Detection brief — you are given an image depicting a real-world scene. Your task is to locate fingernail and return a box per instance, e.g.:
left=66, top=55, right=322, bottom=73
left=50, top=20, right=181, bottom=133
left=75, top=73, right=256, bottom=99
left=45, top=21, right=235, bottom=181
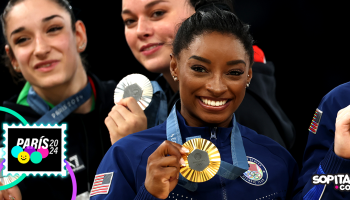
left=180, top=158, right=186, bottom=167
left=181, top=147, right=189, bottom=153
left=9, top=195, right=15, bottom=200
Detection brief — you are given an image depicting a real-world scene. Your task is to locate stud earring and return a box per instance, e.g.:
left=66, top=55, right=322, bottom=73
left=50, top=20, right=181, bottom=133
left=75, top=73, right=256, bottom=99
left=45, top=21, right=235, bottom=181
left=248, top=74, right=250, bottom=77
left=173, top=76, right=178, bottom=81
left=246, top=82, right=250, bottom=88
left=79, top=43, right=85, bottom=50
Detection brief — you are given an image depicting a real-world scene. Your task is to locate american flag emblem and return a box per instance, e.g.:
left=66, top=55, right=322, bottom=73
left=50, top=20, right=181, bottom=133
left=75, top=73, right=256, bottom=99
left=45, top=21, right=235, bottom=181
left=309, top=108, right=323, bottom=134
left=89, top=172, right=114, bottom=197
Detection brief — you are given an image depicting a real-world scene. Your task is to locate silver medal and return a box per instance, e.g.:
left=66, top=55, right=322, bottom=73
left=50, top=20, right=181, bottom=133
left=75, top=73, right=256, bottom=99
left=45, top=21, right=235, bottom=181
left=114, top=74, right=153, bottom=110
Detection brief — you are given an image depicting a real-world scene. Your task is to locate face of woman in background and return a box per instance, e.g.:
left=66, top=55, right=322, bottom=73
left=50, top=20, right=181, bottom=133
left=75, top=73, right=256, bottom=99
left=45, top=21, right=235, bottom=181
left=171, top=32, right=252, bottom=127
left=122, top=0, right=195, bottom=73
left=4, top=0, right=84, bottom=89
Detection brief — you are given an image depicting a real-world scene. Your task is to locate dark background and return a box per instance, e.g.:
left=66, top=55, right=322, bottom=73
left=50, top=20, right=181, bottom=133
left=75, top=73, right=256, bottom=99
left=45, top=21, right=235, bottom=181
left=0, top=0, right=348, bottom=169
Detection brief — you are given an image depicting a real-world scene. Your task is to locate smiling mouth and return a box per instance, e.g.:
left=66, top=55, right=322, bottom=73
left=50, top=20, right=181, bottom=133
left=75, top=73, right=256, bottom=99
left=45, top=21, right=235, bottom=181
left=200, top=97, right=229, bottom=107
left=140, top=43, right=163, bottom=52
left=21, top=158, right=26, bottom=160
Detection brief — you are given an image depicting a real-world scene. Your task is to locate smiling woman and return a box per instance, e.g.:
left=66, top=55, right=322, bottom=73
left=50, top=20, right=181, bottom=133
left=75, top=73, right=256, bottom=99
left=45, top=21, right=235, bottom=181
left=91, top=1, right=298, bottom=200
left=0, top=0, right=117, bottom=199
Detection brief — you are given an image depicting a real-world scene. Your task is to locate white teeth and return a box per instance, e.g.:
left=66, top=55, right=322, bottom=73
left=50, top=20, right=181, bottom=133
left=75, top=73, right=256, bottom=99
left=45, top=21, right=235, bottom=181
left=40, top=64, right=51, bottom=68
left=200, top=98, right=227, bottom=107
left=144, top=45, right=158, bottom=51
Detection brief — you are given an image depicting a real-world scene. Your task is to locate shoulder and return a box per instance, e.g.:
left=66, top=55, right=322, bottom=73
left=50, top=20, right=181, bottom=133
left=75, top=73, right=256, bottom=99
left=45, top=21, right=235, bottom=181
left=319, top=82, right=350, bottom=108
left=239, top=123, right=295, bottom=166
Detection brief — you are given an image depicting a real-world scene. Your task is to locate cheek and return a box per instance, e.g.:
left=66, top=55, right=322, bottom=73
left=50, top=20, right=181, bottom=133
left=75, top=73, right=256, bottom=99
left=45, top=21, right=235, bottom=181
left=154, top=22, right=175, bottom=41
left=125, top=29, right=137, bottom=50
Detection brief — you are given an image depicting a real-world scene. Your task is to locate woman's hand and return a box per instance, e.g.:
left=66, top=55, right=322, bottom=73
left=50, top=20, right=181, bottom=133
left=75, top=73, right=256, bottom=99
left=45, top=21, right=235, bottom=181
left=334, top=104, right=350, bottom=158
left=145, top=141, right=188, bottom=199
left=0, top=181, right=22, bottom=200
left=105, top=97, right=147, bottom=145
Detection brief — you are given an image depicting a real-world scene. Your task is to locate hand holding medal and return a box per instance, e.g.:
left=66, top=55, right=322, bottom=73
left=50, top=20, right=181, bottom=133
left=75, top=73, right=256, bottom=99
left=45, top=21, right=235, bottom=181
left=180, top=138, right=221, bottom=182
left=105, top=74, right=153, bottom=145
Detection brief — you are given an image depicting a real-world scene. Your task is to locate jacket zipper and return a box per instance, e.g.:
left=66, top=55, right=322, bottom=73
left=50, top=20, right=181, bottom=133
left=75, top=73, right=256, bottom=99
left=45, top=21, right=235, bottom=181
left=210, top=127, right=227, bottom=200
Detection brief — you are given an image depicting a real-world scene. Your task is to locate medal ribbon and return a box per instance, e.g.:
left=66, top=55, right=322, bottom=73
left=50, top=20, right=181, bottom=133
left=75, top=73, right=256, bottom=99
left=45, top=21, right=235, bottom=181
left=27, top=80, right=92, bottom=125
left=150, top=81, right=168, bottom=126
left=166, top=103, right=249, bottom=191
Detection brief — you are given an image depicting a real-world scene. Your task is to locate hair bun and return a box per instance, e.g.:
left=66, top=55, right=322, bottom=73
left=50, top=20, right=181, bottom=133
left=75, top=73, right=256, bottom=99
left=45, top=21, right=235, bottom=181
left=194, top=0, right=232, bottom=12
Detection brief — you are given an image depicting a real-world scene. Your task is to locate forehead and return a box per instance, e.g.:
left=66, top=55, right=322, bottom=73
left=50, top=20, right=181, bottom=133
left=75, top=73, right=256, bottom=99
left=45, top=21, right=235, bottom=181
left=183, top=32, right=247, bottom=61
left=122, top=0, right=186, bottom=12
left=5, top=0, right=69, bottom=32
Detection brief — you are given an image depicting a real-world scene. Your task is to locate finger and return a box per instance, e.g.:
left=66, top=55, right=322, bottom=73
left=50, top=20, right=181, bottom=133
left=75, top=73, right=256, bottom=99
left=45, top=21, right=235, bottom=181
left=117, top=97, right=144, bottom=114
left=113, top=104, right=134, bottom=120
left=105, top=116, right=118, bottom=134
left=158, top=156, right=181, bottom=168
left=167, top=141, right=190, bottom=155
left=161, top=166, right=181, bottom=182
left=108, top=108, right=126, bottom=126
left=337, top=104, right=350, bottom=120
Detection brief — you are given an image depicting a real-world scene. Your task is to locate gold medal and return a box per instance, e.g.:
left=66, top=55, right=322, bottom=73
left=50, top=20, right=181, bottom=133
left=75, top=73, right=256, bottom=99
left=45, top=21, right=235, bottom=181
left=180, top=138, right=221, bottom=182
left=114, top=74, right=153, bottom=110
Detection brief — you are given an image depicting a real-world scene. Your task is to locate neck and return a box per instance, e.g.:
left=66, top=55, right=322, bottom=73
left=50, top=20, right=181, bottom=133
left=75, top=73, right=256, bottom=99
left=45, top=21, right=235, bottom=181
left=162, top=70, right=179, bottom=93
left=32, top=66, right=92, bottom=114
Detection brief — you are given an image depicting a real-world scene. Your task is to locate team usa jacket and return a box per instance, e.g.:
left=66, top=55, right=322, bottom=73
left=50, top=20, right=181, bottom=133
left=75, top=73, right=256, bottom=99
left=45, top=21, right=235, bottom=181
left=293, top=82, right=350, bottom=200
left=91, top=108, right=299, bottom=200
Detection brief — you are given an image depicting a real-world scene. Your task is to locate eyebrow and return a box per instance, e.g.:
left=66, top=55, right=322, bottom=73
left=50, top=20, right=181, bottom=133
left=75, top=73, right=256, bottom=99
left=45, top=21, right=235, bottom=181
left=122, top=0, right=168, bottom=15
left=189, top=55, right=247, bottom=66
left=189, top=55, right=211, bottom=64
left=10, top=15, right=63, bottom=37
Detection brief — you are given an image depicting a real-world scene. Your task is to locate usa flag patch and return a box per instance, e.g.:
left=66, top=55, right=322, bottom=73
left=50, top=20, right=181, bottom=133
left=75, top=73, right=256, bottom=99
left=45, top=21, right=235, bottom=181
left=309, top=108, right=323, bottom=134
left=89, top=172, right=114, bottom=197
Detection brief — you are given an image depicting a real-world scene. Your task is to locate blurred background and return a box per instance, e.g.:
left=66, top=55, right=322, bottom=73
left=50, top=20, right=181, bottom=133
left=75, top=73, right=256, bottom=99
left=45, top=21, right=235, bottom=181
left=0, top=0, right=348, bottom=169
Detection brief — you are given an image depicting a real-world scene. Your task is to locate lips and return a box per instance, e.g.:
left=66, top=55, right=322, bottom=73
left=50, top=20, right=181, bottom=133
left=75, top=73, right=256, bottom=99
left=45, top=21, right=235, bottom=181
left=140, top=43, right=164, bottom=56
left=34, top=60, right=59, bottom=72
left=198, top=97, right=231, bottom=111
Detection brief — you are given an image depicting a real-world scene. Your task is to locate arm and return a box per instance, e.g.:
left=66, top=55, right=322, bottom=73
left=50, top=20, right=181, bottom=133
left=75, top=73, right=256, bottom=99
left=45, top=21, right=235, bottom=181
left=293, top=91, right=350, bottom=199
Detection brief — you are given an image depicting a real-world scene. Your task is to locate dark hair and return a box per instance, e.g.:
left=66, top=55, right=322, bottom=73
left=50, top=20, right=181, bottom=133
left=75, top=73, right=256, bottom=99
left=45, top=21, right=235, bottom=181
left=173, top=0, right=254, bottom=66
left=0, top=0, right=77, bottom=83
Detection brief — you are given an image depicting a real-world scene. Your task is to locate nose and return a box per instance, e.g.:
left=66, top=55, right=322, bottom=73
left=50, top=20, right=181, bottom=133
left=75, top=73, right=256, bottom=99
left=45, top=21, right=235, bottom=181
left=206, top=74, right=228, bottom=96
left=136, top=17, right=153, bottom=39
left=34, top=35, right=51, bottom=59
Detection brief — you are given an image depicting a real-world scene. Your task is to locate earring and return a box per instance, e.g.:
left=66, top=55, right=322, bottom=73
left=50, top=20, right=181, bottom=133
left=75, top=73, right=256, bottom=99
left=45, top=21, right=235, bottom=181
left=173, top=76, right=178, bottom=81
left=246, top=82, right=250, bottom=88
left=14, top=66, right=18, bottom=70
left=79, top=43, right=85, bottom=50
left=248, top=74, right=250, bottom=77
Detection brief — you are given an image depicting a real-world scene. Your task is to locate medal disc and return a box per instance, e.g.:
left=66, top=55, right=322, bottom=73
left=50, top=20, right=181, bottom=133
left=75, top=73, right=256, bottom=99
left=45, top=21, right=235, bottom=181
left=114, top=74, right=153, bottom=110
left=0, top=174, right=20, bottom=185
left=180, top=138, right=221, bottom=182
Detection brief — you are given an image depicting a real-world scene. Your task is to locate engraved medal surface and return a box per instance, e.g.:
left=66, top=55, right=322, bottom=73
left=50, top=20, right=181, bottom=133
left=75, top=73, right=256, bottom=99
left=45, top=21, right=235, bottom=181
left=114, top=74, right=153, bottom=110
left=180, top=138, right=220, bottom=182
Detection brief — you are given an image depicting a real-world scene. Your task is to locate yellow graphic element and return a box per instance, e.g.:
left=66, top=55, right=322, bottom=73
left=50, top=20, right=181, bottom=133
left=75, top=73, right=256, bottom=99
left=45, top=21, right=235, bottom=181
left=18, top=152, right=30, bottom=164
left=180, top=138, right=221, bottom=182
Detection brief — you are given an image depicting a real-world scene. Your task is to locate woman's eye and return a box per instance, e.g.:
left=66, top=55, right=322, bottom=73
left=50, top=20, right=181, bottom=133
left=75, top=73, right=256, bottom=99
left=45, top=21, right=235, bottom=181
left=124, top=19, right=135, bottom=26
left=48, top=26, right=63, bottom=33
left=152, top=10, right=165, bottom=18
left=15, top=37, right=29, bottom=45
left=228, top=70, right=244, bottom=76
left=191, top=66, right=206, bottom=73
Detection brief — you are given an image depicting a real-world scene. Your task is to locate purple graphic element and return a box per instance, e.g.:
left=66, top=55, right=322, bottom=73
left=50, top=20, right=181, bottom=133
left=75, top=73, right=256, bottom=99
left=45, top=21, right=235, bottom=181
left=0, top=159, right=5, bottom=172
left=24, top=146, right=36, bottom=156
left=37, top=147, right=49, bottom=158
left=64, top=159, right=77, bottom=200
left=335, top=185, right=339, bottom=189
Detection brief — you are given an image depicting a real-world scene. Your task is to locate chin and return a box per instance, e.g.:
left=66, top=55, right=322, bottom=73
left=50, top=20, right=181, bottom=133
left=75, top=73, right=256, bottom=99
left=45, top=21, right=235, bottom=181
left=142, top=59, right=170, bottom=74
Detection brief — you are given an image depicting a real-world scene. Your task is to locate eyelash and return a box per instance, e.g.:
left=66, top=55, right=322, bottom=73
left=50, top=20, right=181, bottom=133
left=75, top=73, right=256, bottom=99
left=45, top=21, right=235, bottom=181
left=124, top=19, right=135, bottom=26
left=191, top=66, right=206, bottom=73
left=48, top=26, right=63, bottom=33
left=152, top=10, right=165, bottom=18
left=15, top=37, right=28, bottom=45
left=228, top=70, right=244, bottom=76
left=191, top=65, right=244, bottom=76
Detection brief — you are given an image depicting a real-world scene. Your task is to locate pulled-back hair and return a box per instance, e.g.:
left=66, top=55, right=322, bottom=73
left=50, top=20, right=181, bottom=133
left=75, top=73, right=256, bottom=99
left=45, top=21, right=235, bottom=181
left=173, top=0, right=254, bottom=66
left=0, top=0, right=76, bottom=83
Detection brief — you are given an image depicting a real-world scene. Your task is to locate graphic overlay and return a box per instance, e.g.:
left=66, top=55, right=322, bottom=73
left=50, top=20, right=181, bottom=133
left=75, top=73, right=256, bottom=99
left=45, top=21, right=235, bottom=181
left=114, top=74, right=153, bottom=110
left=0, top=106, right=29, bottom=190
left=180, top=138, right=221, bottom=182
left=2, top=124, right=67, bottom=177
left=240, top=156, right=268, bottom=186
left=313, top=174, right=350, bottom=191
